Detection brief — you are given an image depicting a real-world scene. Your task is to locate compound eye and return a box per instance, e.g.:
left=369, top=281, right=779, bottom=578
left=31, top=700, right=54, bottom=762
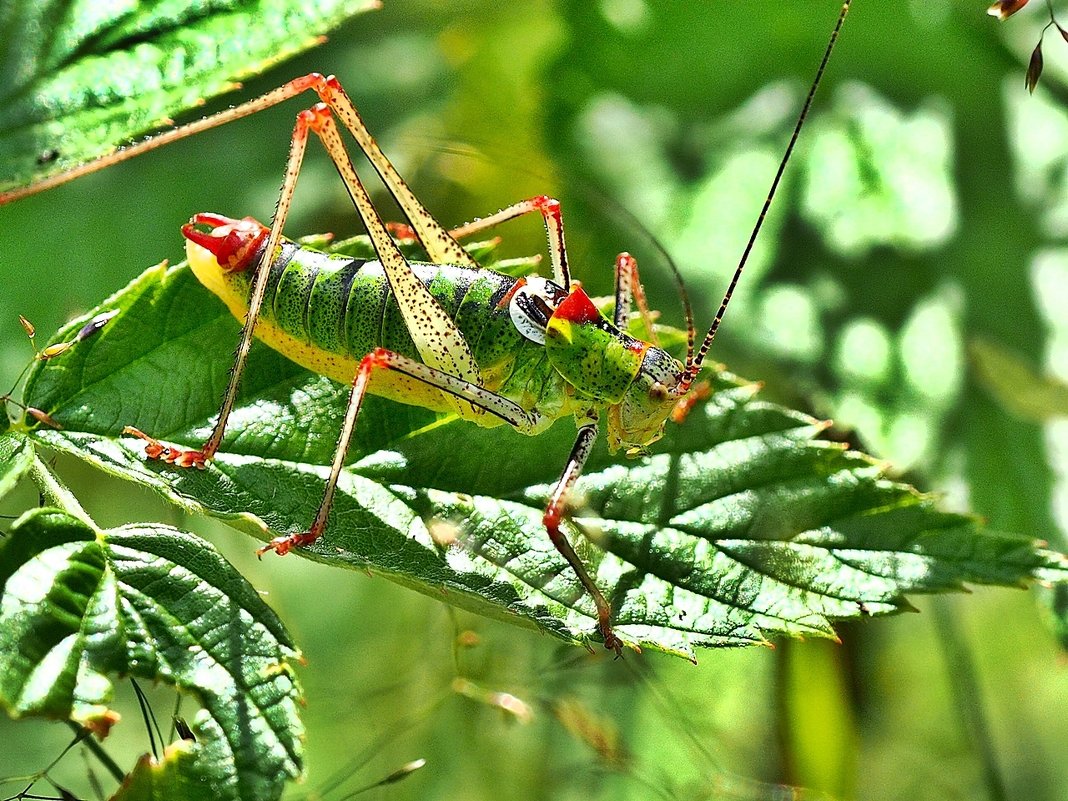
left=649, top=382, right=670, bottom=402
left=509, top=276, right=566, bottom=344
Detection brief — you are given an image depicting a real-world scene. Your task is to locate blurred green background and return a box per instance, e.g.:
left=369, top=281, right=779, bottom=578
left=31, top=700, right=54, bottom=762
left=2, top=1, right=1068, bottom=799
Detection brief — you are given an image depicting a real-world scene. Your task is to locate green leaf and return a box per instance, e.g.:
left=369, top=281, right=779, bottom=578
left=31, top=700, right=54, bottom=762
left=0, top=508, right=303, bottom=801
left=22, top=257, right=1068, bottom=661
left=970, top=337, right=1068, bottom=422
left=0, top=0, right=379, bottom=193
left=111, top=747, right=212, bottom=801
left=0, top=431, right=32, bottom=500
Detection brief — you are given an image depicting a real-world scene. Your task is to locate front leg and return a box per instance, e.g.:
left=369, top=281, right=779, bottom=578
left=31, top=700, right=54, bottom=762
left=257, top=347, right=547, bottom=560
left=543, top=412, right=625, bottom=656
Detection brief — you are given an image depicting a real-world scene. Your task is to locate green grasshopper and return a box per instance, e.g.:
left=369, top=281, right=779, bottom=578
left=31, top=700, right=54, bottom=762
left=0, top=3, right=850, bottom=655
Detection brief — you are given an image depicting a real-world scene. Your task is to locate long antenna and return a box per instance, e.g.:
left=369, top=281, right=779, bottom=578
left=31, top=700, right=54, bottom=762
left=680, top=0, right=851, bottom=389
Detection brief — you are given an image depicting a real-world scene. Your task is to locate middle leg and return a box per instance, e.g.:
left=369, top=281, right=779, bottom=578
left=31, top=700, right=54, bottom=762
left=543, top=412, right=624, bottom=656
left=257, top=346, right=624, bottom=654
left=258, top=346, right=548, bottom=558
left=447, top=196, right=573, bottom=289
left=612, top=252, right=659, bottom=345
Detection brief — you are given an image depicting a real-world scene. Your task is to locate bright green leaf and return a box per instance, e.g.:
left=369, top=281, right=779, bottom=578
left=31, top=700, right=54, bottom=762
left=0, top=0, right=379, bottom=193
left=0, top=508, right=303, bottom=801
left=112, top=746, right=214, bottom=801
left=0, top=431, right=32, bottom=500
left=22, top=256, right=1068, bottom=661
left=970, top=337, right=1068, bottom=422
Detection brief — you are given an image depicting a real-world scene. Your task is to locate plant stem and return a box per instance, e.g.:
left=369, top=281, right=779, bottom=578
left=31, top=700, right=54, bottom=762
left=65, top=722, right=125, bottom=784
left=27, top=452, right=94, bottom=527
left=931, top=598, right=1008, bottom=801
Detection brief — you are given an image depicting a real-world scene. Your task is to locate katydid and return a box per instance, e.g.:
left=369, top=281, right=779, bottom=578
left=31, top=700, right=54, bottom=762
left=1, top=3, right=851, bottom=655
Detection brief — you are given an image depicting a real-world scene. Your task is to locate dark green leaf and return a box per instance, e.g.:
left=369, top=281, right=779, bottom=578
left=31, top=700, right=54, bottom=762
left=0, top=508, right=303, bottom=801
left=23, top=257, right=1068, bottom=661
left=0, top=0, right=379, bottom=193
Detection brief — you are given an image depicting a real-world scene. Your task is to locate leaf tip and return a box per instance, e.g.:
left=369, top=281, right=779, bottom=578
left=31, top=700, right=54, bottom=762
left=79, top=708, right=121, bottom=739
left=896, top=597, right=921, bottom=614
left=235, top=510, right=270, bottom=534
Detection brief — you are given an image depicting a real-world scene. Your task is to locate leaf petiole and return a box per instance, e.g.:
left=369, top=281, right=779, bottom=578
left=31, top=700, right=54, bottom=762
left=64, top=721, right=125, bottom=784
left=27, top=452, right=93, bottom=528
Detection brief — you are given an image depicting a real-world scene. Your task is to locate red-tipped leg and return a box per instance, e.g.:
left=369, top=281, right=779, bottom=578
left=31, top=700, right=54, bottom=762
left=671, top=381, right=711, bottom=424
left=542, top=418, right=629, bottom=658
left=445, top=195, right=572, bottom=288
left=256, top=528, right=323, bottom=557
left=257, top=349, right=383, bottom=559
left=612, top=252, right=659, bottom=345
left=123, top=426, right=210, bottom=469
left=543, top=507, right=624, bottom=657
left=384, top=221, right=417, bottom=241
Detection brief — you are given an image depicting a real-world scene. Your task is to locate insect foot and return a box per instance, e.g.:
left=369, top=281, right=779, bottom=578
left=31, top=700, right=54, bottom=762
left=123, top=426, right=209, bottom=469
left=543, top=504, right=627, bottom=657
left=603, top=631, right=625, bottom=659
left=670, top=381, right=711, bottom=424
left=257, top=531, right=319, bottom=558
